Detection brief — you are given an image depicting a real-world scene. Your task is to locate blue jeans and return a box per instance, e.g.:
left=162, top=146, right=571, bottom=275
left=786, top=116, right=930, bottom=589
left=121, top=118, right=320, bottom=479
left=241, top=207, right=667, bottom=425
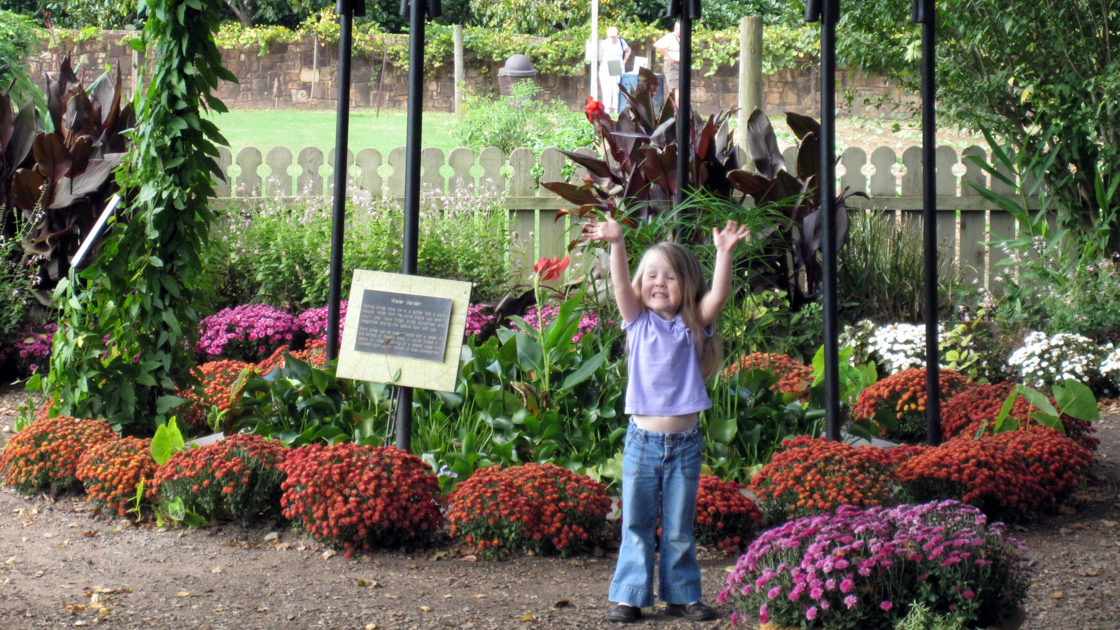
left=608, top=421, right=703, bottom=607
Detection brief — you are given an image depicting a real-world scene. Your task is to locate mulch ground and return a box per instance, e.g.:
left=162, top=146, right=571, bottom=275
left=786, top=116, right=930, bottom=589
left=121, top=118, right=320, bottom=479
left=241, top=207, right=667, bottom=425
left=0, top=386, right=1118, bottom=630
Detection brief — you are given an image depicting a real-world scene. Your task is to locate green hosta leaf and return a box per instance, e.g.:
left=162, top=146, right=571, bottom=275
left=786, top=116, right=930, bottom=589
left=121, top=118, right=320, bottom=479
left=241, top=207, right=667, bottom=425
left=151, top=417, right=186, bottom=465
left=708, top=416, right=737, bottom=444
left=1034, top=412, right=1065, bottom=434
left=992, top=390, right=1019, bottom=433
left=1015, top=384, right=1059, bottom=417
left=1052, top=379, right=1099, bottom=423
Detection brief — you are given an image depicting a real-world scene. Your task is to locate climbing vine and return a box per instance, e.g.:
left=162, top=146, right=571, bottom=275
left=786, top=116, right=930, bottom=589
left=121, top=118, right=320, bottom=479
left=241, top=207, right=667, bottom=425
left=48, top=0, right=234, bottom=433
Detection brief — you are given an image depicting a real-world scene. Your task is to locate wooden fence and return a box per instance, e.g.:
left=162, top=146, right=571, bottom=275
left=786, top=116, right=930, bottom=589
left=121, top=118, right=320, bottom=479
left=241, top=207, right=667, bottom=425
left=211, top=143, right=1035, bottom=293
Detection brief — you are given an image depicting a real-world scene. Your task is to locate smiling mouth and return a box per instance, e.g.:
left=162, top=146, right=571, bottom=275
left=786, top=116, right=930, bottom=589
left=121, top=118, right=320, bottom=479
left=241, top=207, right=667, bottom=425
left=651, top=292, right=669, bottom=299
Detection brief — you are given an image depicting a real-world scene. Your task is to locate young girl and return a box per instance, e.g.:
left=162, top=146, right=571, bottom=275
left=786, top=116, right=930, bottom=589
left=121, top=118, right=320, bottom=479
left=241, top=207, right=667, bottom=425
left=583, top=215, right=749, bottom=623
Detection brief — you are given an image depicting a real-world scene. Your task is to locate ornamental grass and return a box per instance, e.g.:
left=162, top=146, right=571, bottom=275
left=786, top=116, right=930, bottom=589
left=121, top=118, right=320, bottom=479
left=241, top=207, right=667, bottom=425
left=723, top=353, right=814, bottom=399
left=175, top=360, right=255, bottom=437
left=719, top=500, right=1030, bottom=630
left=150, top=434, right=287, bottom=522
left=76, top=437, right=158, bottom=517
left=695, top=475, right=764, bottom=554
left=748, top=436, right=899, bottom=524
left=279, top=444, right=442, bottom=558
left=0, top=417, right=117, bottom=494
left=941, top=381, right=1099, bottom=451
left=447, top=463, right=612, bottom=560
left=986, top=426, right=1093, bottom=506
left=895, top=436, right=1046, bottom=518
left=852, top=367, right=970, bottom=443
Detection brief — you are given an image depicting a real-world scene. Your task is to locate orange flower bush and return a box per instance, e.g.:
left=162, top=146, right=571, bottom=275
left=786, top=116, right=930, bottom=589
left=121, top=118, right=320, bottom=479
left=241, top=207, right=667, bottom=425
left=895, top=436, right=1046, bottom=518
left=852, top=367, right=970, bottom=442
left=942, top=382, right=1099, bottom=451
left=175, top=360, right=255, bottom=437
left=986, top=426, right=1093, bottom=505
left=76, top=437, right=158, bottom=516
left=279, top=444, right=441, bottom=558
left=150, top=434, right=287, bottom=521
left=0, top=417, right=116, bottom=493
left=722, top=353, right=814, bottom=399
left=256, top=340, right=328, bottom=377
left=694, top=475, right=764, bottom=554
left=447, top=463, right=612, bottom=560
left=748, top=436, right=900, bottom=523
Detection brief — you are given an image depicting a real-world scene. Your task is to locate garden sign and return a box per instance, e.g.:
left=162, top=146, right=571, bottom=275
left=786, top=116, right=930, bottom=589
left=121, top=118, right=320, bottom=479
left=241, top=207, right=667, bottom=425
left=337, top=270, right=472, bottom=392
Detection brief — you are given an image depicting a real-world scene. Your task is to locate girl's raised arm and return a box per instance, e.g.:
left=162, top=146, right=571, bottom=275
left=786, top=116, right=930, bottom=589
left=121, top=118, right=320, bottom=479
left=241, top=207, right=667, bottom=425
left=699, top=220, right=750, bottom=327
left=582, top=215, right=643, bottom=324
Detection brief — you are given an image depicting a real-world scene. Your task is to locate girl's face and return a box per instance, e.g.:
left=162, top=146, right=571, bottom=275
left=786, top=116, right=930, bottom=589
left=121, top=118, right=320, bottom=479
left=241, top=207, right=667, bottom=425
left=641, top=251, right=682, bottom=320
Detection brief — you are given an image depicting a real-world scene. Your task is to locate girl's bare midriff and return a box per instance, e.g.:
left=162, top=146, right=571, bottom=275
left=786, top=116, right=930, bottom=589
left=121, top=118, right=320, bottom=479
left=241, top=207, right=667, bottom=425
left=632, top=413, right=698, bottom=434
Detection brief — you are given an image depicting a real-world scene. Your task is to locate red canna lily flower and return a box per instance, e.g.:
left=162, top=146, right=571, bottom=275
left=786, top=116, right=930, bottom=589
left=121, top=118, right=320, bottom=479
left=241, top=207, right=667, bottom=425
left=533, top=255, right=570, bottom=282
left=583, top=96, right=606, bottom=122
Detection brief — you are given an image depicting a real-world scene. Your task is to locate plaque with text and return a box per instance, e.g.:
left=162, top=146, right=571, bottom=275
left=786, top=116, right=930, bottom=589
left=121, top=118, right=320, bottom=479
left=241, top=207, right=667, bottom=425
left=354, top=289, right=452, bottom=362
left=336, top=270, right=472, bottom=392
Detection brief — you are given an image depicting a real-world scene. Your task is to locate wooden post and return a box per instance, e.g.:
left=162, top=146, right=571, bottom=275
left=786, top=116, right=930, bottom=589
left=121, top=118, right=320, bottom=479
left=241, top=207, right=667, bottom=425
left=590, top=0, right=599, bottom=100
left=738, top=16, right=764, bottom=158
left=454, top=25, right=464, bottom=119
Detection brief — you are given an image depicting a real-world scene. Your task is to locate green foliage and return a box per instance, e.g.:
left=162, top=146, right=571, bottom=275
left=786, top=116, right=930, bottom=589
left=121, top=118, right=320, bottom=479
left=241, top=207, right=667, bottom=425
left=212, top=187, right=510, bottom=310
left=0, top=221, right=35, bottom=338
left=149, top=416, right=186, bottom=465
left=839, top=209, right=964, bottom=324
left=0, top=9, right=39, bottom=70
left=48, top=0, right=235, bottom=433
left=839, top=0, right=1120, bottom=261
left=451, top=81, right=596, bottom=155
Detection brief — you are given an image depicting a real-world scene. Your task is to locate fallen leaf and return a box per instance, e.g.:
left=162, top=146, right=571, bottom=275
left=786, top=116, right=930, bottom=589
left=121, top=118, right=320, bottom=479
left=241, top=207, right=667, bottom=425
left=569, top=560, right=583, bottom=566
left=73, top=622, right=86, bottom=627
left=419, top=606, right=432, bottom=613
left=431, top=551, right=448, bottom=561
left=553, top=599, right=570, bottom=608
left=60, top=585, right=74, bottom=589
left=82, top=531, right=97, bottom=538
left=256, top=606, right=268, bottom=612
left=65, top=604, right=88, bottom=614
left=521, top=614, right=534, bottom=621
left=405, top=564, right=418, bottom=569
left=4, top=558, right=15, bottom=565
left=385, top=594, right=399, bottom=599
left=177, top=592, right=197, bottom=598
left=322, top=549, right=337, bottom=560
left=332, top=596, right=342, bottom=600
left=365, top=625, right=378, bottom=630
left=443, top=594, right=453, bottom=598
left=1102, top=520, right=1118, bottom=528
left=1051, top=591, right=1064, bottom=599
left=460, top=555, right=477, bottom=562
left=211, top=567, right=222, bottom=574
left=1084, top=568, right=1100, bottom=577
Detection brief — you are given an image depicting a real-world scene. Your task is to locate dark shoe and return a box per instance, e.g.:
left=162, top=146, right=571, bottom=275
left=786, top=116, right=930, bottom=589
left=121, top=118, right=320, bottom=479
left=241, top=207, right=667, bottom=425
left=606, top=603, right=642, bottom=623
left=665, top=602, right=717, bottom=621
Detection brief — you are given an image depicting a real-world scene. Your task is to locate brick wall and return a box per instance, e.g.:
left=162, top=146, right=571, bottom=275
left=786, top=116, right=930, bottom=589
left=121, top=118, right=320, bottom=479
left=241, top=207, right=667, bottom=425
left=27, top=31, right=912, bottom=117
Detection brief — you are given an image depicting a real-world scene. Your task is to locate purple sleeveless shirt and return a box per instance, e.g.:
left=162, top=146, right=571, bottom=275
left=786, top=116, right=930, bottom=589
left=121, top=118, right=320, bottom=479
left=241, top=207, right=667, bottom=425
left=622, top=309, right=712, bottom=416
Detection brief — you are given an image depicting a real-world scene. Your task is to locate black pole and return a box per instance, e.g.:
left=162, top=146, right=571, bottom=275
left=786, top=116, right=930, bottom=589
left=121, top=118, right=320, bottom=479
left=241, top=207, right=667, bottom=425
left=325, top=0, right=356, bottom=362
left=668, top=0, right=700, bottom=206
left=808, top=0, right=841, bottom=442
left=396, top=0, right=436, bottom=452
left=914, top=0, right=941, bottom=445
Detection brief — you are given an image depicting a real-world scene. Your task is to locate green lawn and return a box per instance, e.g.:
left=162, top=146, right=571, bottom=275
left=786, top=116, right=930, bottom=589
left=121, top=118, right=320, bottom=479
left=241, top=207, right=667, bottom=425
left=204, top=109, right=462, bottom=157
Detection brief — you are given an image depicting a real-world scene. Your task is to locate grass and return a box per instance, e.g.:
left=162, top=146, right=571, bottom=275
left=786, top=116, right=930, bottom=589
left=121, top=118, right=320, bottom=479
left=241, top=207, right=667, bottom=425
left=203, top=109, right=462, bottom=157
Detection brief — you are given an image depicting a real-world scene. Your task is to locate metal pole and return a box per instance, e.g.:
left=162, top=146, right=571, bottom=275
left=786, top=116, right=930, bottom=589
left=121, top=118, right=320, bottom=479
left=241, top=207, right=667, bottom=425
left=807, top=0, right=840, bottom=442
left=674, top=1, right=698, bottom=207
left=914, top=0, right=941, bottom=445
left=325, top=0, right=355, bottom=363
left=396, top=0, right=429, bottom=452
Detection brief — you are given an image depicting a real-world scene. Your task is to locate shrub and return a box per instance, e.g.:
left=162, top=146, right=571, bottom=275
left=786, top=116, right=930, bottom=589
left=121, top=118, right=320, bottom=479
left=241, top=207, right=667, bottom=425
left=256, top=340, right=329, bottom=377
left=748, top=436, right=900, bottom=523
left=279, top=444, right=441, bottom=557
left=941, top=382, right=1099, bottom=451
left=0, top=417, right=117, bottom=493
left=517, top=305, right=602, bottom=342
left=150, top=434, right=287, bottom=521
left=451, top=80, right=597, bottom=155
left=853, top=367, right=970, bottom=443
left=447, top=463, right=612, bottom=560
left=986, top=426, right=1093, bottom=506
left=196, top=303, right=302, bottom=362
left=0, top=323, right=56, bottom=378
left=1006, top=331, right=1108, bottom=390
left=76, top=437, right=158, bottom=517
left=895, top=437, right=1045, bottom=518
left=296, top=301, right=347, bottom=345
left=723, top=353, right=814, bottom=399
left=464, top=303, right=494, bottom=338
left=719, top=501, right=1031, bottom=630
left=694, top=475, right=764, bottom=555
left=175, top=360, right=256, bottom=437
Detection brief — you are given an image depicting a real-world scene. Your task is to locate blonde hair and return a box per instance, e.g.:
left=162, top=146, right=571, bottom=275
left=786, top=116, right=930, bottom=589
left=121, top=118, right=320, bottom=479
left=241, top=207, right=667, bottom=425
left=630, top=243, right=723, bottom=380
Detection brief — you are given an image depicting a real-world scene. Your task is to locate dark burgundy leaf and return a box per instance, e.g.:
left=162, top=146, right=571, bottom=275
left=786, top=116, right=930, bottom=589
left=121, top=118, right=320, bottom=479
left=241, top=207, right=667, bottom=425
left=32, top=132, right=72, bottom=181
left=12, top=168, right=45, bottom=211
left=746, top=109, right=784, bottom=179
left=786, top=112, right=821, bottom=141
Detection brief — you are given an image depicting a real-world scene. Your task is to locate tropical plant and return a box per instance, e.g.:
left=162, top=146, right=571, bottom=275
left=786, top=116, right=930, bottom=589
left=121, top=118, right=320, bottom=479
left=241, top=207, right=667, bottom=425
left=9, top=56, right=134, bottom=304
left=48, top=0, right=235, bottom=432
left=451, top=80, right=596, bottom=156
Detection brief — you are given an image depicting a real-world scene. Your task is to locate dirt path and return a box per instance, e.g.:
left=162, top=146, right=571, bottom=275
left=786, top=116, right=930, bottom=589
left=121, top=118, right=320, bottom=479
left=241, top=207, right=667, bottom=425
left=1, top=388, right=1118, bottom=630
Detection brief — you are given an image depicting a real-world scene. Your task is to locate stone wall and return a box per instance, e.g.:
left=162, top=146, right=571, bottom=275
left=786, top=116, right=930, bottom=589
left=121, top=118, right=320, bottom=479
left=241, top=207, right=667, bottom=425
left=26, top=31, right=911, bottom=117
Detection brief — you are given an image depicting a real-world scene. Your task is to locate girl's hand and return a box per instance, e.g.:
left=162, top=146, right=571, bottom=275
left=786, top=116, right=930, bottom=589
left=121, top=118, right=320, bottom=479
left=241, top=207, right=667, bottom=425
left=712, top=220, right=750, bottom=253
left=582, top=214, right=624, bottom=245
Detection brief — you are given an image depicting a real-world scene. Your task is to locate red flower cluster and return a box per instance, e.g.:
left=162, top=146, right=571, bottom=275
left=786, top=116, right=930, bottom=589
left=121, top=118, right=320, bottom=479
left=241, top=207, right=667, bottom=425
left=150, top=434, right=287, bottom=521
left=748, top=436, right=899, bottom=523
left=76, top=437, right=157, bottom=516
left=279, top=444, right=442, bottom=558
left=582, top=96, right=606, bottom=122
left=0, top=417, right=116, bottom=493
left=447, top=463, right=612, bottom=560
left=942, top=382, right=1099, bottom=451
left=896, top=436, right=1046, bottom=516
left=256, top=339, right=328, bottom=377
left=693, top=475, right=764, bottom=554
left=853, top=367, right=970, bottom=442
left=175, top=360, right=256, bottom=437
left=533, top=255, right=570, bottom=282
left=722, top=352, right=814, bottom=399
left=986, top=426, right=1093, bottom=505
